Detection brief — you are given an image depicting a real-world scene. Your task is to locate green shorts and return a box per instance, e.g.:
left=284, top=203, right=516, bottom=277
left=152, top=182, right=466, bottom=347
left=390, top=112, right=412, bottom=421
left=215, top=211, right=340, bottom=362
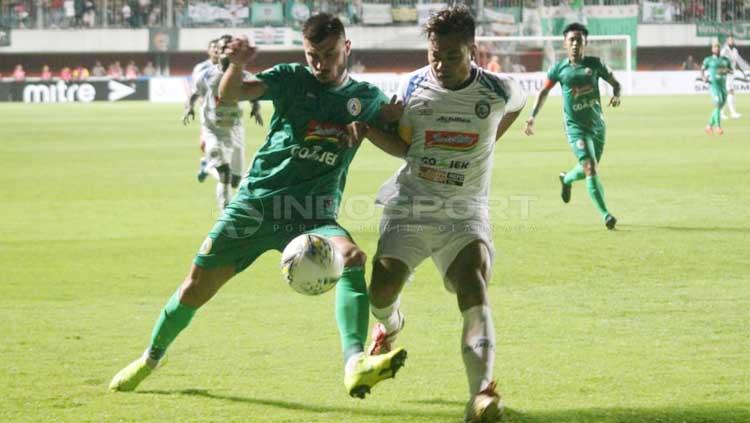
left=710, top=84, right=727, bottom=108
left=565, top=123, right=606, bottom=163
left=193, top=199, right=352, bottom=273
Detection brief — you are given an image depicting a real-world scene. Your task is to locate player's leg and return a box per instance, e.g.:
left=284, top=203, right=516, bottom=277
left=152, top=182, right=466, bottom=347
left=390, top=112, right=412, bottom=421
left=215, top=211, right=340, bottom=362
left=716, top=87, right=727, bottom=134
left=229, top=126, right=245, bottom=195
left=368, top=257, right=409, bottom=355
left=725, top=76, right=740, bottom=118
left=109, top=263, right=236, bottom=392
left=442, top=239, right=502, bottom=423
left=309, top=224, right=407, bottom=398
left=110, top=202, right=270, bottom=392
left=559, top=128, right=586, bottom=203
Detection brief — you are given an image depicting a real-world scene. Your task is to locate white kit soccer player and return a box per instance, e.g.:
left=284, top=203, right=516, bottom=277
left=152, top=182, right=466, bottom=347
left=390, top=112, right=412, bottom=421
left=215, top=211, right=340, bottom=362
left=376, top=63, right=526, bottom=246
left=720, top=36, right=748, bottom=119
left=194, top=63, right=252, bottom=210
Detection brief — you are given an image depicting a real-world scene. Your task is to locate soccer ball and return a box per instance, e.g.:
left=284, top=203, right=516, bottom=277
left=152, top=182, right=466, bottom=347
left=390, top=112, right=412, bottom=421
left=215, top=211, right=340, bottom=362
left=280, top=234, right=344, bottom=295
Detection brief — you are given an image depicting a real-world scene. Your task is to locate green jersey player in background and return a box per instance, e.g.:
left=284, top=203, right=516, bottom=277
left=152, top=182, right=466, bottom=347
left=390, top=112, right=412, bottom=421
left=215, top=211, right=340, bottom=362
left=109, top=13, right=407, bottom=399
left=524, top=22, right=621, bottom=230
left=702, top=41, right=733, bottom=135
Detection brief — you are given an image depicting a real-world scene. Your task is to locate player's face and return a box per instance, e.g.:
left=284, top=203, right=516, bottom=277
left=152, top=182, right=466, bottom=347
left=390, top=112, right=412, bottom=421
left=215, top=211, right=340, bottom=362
left=564, top=31, right=586, bottom=60
left=208, top=42, right=220, bottom=63
left=712, top=43, right=720, bottom=55
left=428, top=33, right=475, bottom=89
left=303, top=34, right=351, bottom=85
left=727, top=36, right=735, bottom=48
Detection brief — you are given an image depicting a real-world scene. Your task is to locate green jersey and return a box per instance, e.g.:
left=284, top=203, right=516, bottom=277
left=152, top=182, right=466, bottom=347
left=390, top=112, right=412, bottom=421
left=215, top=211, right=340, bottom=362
left=547, top=56, right=612, bottom=129
left=702, top=55, right=731, bottom=86
left=239, top=63, right=388, bottom=220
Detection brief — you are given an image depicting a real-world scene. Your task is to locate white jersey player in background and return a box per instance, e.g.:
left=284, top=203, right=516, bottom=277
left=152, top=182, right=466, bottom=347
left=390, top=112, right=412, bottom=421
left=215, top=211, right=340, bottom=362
left=357, top=6, right=525, bottom=423
left=191, top=35, right=256, bottom=210
left=720, top=36, right=748, bottom=119
left=183, top=36, right=264, bottom=188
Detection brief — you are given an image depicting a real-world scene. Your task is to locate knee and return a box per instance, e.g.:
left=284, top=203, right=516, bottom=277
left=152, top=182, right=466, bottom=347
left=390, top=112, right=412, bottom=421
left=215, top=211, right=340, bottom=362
left=582, top=159, right=596, bottom=176
left=339, top=245, right=367, bottom=267
left=370, top=258, right=409, bottom=305
left=230, top=174, right=241, bottom=188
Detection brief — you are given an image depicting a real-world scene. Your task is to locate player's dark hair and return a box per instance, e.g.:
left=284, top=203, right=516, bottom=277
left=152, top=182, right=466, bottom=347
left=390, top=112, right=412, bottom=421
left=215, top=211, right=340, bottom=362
left=303, top=13, right=346, bottom=44
left=563, top=22, right=589, bottom=38
left=423, top=5, right=475, bottom=44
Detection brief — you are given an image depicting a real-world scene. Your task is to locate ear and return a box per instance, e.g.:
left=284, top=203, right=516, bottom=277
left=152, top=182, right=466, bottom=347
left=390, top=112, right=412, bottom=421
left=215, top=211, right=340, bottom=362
left=469, top=43, right=478, bottom=61
left=344, top=39, right=352, bottom=56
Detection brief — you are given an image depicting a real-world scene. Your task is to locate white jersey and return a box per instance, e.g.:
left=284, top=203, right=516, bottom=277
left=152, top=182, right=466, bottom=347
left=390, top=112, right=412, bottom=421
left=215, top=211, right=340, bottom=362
left=376, top=64, right=526, bottom=221
left=720, top=44, right=749, bottom=72
left=194, top=65, right=250, bottom=132
left=191, top=59, right=214, bottom=92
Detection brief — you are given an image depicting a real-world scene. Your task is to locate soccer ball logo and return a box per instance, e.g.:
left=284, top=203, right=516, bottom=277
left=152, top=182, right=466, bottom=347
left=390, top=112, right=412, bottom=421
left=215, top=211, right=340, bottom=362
left=280, top=234, right=344, bottom=295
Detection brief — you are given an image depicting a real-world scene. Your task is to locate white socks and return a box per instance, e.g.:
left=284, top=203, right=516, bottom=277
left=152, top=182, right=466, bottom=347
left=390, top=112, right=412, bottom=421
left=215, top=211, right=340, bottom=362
left=216, top=182, right=230, bottom=210
left=725, top=93, right=738, bottom=115
left=461, top=305, right=496, bottom=396
left=371, top=296, right=403, bottom=335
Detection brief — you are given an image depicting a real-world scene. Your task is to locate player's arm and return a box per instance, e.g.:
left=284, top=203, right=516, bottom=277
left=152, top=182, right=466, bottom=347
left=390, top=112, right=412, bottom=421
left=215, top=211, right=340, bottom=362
left=250, top=100, right=264, bottom=126
left=182, top=92, right=201, bottom=125
left=701, top=59, right=709, bottom=82
left=219, top=37, right=267, bottom=103
left=603, top=73, right=621, bottom=107
left=524, top=79, right=554, bottom=136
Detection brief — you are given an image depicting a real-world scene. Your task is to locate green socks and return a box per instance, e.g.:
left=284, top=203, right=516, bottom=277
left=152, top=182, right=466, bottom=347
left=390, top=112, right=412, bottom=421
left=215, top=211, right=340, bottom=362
left=586, top=175, right=609, bottom=219
left=710, top=107, right=721, bottom=128
left=563, top=164, right=585, bottom=185
left=147, top=291, right=197, bottom=361
left=335, top=266, right=369, bottom=363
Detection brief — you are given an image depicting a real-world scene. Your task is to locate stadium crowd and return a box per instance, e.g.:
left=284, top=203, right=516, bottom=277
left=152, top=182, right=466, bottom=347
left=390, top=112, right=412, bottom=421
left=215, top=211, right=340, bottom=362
left=1, top=60, right=157, bottom=79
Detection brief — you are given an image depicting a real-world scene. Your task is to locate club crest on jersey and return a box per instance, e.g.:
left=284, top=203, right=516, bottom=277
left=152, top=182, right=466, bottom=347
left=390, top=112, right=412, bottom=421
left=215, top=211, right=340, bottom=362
left=425, top=130, right=479, bottom=150
left=474, top=100, right=491, bottom=119
left=347, top=98, right=362, bottom=117
left=576, top=139, right=586, bottom=150
left=584, top=68, right=593, bottom=76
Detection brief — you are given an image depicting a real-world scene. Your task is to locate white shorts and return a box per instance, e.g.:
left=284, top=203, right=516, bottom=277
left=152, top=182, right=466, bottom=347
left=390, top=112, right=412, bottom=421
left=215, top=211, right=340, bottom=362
left=726, top=74, right=735, bottom=90
left=374, top=214, right=495, bottom=293
left=203, top=125, right=244, bottom=176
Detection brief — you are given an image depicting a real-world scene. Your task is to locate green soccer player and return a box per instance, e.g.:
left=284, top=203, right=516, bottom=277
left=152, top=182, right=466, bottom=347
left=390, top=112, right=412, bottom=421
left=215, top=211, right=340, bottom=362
left=109, top=13, right=407, bottom=398
left=524, top=22, right=621, bottom=230
left=702, top=40, right=732, bottom=135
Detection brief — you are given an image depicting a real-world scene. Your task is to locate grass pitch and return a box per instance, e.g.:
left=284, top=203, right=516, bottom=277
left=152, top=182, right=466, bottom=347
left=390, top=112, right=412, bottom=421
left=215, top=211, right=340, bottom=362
left=1, top=96, right=748, bottom=422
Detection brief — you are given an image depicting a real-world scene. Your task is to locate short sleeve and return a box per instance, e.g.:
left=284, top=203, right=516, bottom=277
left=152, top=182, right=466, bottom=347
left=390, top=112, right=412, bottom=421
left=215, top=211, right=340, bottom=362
left=195, top=72, right=207, bottom=97
left=254, top=63, right=297, bottom=101
left=546, top=63, right=559, bottom=83
left=595, top=57, right=613, bottom=80
left=702, top=57, right=709, bottom=69
left=501, top=76, right=527, bottom=113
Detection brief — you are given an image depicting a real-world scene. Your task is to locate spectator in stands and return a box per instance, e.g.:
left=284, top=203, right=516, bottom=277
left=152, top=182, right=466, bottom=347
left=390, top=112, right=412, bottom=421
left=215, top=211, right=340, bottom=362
left=91, top=61, right=106, bottom=77
left=148, top=5, right=161, bottom=26
left=125, top=61, right=139, bottom=79
left=14, top=1, right=30, bottom=28
left=12, top=64, right=26, bottom=81
left=82, top=0, right=96, bottom=27
left=73, top=64, right=90, bottom=80
left=41, top=65, right=53, bottom=80
left=142, top=61, right=157, bottom=77
left=60, top=66, right=72, bottom=81
left=108, top=61, right=124, bottom=79
left=486, top=55, right=502, bottom=72
left=121, top=2, right=132, bottom=26
left=682, top=54, right=699, bottom=70
left=49, top=0, right=65, bottom=28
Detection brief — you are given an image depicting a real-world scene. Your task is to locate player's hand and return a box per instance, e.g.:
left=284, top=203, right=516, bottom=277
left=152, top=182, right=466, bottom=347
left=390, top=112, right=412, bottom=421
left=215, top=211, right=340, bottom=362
left=342, top=121, right=369, bottom=148
left=523, top=117, right=535, bottom=136
left=251, top=100, right=264, bottom=126
left=225, top=36, right=257, bottom=66
left=380, top=95, right=404, bottom=123
left=199, top=139, right=206, bottom=153
left=182, top=108, right=195, bottom=125
left=608, top=96, right=621, bottom=107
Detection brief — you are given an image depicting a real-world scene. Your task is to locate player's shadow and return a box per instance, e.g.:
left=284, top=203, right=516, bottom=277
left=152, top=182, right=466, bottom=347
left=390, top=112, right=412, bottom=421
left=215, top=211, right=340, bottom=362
left=627, top=224, right=750, bottom=233
left=138, top=389, right=459, bottom=421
